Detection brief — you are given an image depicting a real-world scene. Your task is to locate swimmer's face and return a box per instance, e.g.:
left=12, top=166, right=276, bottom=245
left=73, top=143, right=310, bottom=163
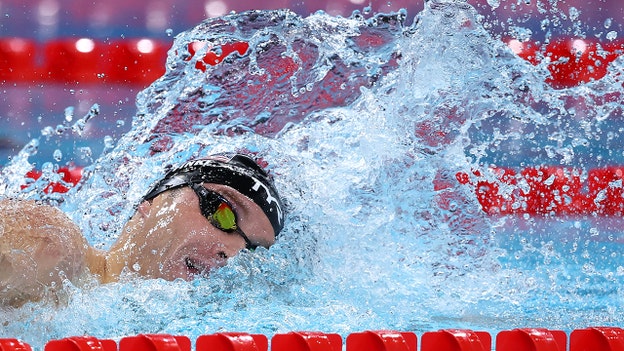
left=106, top=184, right=275, bottom=281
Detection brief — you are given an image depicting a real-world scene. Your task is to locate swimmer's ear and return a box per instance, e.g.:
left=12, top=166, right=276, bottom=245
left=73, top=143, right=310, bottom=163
left=136, top=200, right=152, bottom=218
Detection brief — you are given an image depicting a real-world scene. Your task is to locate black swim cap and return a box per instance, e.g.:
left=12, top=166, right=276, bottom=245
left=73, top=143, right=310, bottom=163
left=143, top=154, right=285, bottom=236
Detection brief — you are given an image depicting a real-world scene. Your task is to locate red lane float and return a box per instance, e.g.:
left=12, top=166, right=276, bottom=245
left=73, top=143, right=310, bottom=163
left=272, top=332, right=341, bottom=351
left=496, top=329, right=566, bottom=351
left=421, top=330, right=490, bottom=351
left=0, top=339, right=32, bottom=351
left=196, top=333, right=267, bottom=351
left=571, top=327, right=624, bottom=351
left=1, top=37, right=622, bottom=88
left=456, top=166, right=624, bottom=216
left=105, top=39, right=169, bottom=84
left=118, top=334, right=191, bottom=351
left=45, top=336, right=117, bottom=351
left=507, top=38, right=624, bottom=89
left=544, top=38, right=622, bottom=89
left=0, top=37, right=171, bottom=86
left=5, top=328, right=624, bottom=351
left=346, top=330, right=417, bottom=351
left=43, top=38, right=105, bottom=83
left=0, top=38, right=36, bottom=82
left=23, top=165, right=83, bottom=194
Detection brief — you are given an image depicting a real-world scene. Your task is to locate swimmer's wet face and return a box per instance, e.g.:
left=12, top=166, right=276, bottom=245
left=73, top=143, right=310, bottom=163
left=104, top=154, right=284, bottom=281
left=105, top=184, right=275, bottom=280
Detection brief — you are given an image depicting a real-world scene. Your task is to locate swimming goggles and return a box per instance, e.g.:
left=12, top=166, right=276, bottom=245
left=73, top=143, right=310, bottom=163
left=190, top=183, right=257, bottom=251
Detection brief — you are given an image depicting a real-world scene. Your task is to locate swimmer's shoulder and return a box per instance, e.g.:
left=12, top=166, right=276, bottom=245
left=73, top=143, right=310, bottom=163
left=0, top=198, right=80, bottom=236
left=0, top=198, right=91, bottom=307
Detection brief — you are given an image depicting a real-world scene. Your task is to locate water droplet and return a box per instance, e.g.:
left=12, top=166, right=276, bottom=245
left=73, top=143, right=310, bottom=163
left=166, top=28, right=173, bottom=36
left=23, top=139, right=39, bottom=156
left=78, top=147, right=92, bottom=160
left=55, top=124, right=66, bottom=135
left=568, top=7, right=579, bottom=21
left=487, top=0, right=500, bottom=10
left=132, top=263, right=141, bottom=271
left=448, top=201, right=458, bottom=212
left=41, top=162, right=54, bottom=175
left=606, top=31, right=618, bottom=41
left=589, top=227, right=599, bottom=237
left=53, top=149, right=63, bottom=162
left=41, top=126, right=54, bottom=137
left=64, top=106, right=74, bottom=122
left=103, top=135, right=115, bottom=149
left=604, top=18, right=612, bottom=29
left=541, top=18, right=550, bottom=30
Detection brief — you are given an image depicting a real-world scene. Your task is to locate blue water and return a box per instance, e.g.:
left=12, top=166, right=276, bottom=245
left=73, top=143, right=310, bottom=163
left=2, top=1, right=624, bottom=349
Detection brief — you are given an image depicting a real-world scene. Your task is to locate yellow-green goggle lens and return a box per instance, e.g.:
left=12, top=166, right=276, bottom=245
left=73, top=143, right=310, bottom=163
left=212, top=202, right=238, bottom=231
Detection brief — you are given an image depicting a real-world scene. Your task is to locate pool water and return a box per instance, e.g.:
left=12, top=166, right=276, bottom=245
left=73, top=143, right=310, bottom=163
left=1, top=0, right=624, bottom=348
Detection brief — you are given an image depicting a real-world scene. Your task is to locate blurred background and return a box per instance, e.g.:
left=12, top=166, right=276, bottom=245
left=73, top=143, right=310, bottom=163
left=0, top=0, right=622, bottom=167
left=1, top=0, right=620, bottom=39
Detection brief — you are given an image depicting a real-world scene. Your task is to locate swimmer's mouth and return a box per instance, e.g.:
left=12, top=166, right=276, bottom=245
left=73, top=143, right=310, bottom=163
left=184, top=257, right=207, bottom=276
left=184, top=252, right=228, bottom=277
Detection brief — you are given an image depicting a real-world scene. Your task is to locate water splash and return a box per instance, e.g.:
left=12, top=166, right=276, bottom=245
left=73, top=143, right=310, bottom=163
left=2, top=0, right=624, bottom=348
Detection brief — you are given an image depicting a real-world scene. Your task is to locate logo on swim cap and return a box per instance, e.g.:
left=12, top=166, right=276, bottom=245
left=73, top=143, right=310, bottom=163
left=251, top=176, right=283, bottom=226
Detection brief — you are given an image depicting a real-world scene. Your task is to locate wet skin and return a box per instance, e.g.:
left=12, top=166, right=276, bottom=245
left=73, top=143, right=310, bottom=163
left=103, top=183, right=276, bottom=281
left=0, top=184, right=276, bottom=306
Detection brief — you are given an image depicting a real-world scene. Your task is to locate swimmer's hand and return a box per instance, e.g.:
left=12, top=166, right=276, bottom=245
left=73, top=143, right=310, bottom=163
left=0, top=199, right=93, bottom=307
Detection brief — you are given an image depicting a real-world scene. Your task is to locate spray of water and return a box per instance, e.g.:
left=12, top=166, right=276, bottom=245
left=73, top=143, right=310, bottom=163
left=2, top=0, right=624, bottom=347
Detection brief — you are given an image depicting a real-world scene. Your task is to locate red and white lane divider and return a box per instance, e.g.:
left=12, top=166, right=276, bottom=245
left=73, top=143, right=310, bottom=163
left=456, top=166, right=624, bottom=216
left=0, top=38, right=171, bottom=85
left=0, top=37, right=622, bottom=88
left=1, top=328, right=624, bottom=351
left=19, top=164, right=624, bottom=217
left=22, top=166, right=83, bottom=194
left=507, top=38, right=623, bottom=89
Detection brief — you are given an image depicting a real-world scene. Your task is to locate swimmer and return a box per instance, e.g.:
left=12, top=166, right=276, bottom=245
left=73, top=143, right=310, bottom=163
left=0, top=153, right=285, bottom=307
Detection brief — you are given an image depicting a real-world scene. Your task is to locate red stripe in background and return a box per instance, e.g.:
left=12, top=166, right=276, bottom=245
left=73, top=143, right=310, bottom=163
left=0, top=37, right=622, bottom=87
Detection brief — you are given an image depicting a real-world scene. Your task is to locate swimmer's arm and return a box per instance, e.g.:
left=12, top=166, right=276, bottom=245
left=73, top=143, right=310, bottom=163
left=0, top=199, right=94, bottom=307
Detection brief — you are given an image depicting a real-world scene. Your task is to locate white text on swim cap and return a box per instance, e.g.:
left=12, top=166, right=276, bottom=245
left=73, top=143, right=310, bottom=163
left=251, top=177, right=283, bottom=224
